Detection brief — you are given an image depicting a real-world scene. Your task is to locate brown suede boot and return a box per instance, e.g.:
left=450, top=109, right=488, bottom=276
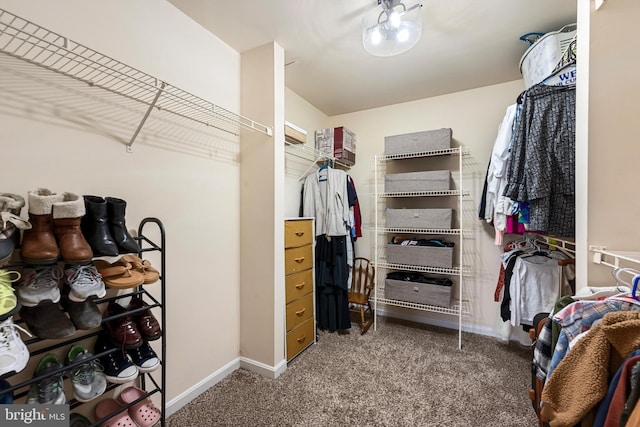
left=20, top=189, right=63, bottom=264
left=52, top=193, right=93, bottom=264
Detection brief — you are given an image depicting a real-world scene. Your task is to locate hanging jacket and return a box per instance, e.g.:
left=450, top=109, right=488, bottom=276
left=541, top=311, right=640, bottom=427
left=303, top=167, right=350, bottom=237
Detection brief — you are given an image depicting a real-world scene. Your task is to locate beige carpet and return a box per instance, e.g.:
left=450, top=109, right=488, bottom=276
left=168, top=317, right=538, bottom=427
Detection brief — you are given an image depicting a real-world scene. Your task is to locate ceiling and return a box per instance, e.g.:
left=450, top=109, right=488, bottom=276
left=168, top=0, right=577, bottom=116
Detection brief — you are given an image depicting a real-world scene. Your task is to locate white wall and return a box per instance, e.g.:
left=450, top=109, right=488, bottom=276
left=583, top=0, right=640, bottom=285
left=283, top=88, right=331, bottom=217
left=0, top=0, right=242, bottom=414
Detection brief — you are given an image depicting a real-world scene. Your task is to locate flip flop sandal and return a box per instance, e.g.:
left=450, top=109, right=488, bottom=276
left=119, top=386, right=161, bottom=427
left=95, top=398, right=136, bottom=427
left=119, top=255, right=159, bottom=284
left=94, top=260, right=145, bottom=289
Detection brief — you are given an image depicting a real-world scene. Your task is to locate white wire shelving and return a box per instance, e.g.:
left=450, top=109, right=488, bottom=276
left=373, top=144, right=470, bottom=349
left=284, top=141, right=352, bottom=179
left=0, top=8, right=272, bottom=154
left=589, top=246, right=640, bottom=269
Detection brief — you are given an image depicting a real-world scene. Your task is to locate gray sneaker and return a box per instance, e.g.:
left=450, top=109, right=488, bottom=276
left=63, top=264, right=106, bottom=303
left=66, top=344, right=107, bottom=402
left=16, top=265, right=62, bottom=307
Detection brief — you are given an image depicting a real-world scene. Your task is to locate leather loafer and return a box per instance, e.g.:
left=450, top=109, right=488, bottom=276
left=128, top=296, right=161, bottom=341
left=104, top=302, right=142, bottom=349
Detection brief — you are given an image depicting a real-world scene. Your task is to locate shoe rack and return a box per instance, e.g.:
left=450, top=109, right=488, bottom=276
left=0, top=217, right=166, bottom=427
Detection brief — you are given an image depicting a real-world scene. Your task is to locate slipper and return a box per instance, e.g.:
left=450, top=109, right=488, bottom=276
left=93, top=260, right=145, bottom=289
left=120, top=386, right=161, bottom=427
left=119, top=255, right=159, bottom=284
left=95, top=398, right=136, bottom=427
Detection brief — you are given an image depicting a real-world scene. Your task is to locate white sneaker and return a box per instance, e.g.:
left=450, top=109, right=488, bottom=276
left=0, top=317, right=31, bottom=377
left=64, top=264, right=106, bottom=302
left=16, top=265, right=62, bottom=307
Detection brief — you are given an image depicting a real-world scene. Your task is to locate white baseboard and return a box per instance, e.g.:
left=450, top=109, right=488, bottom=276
left=165, top=356, right=288, bottom=417
left=376, top=307, right=497, bottom=338
left=239, top=356, right=287, bottom=379
left=165, top=357, right=240, bottom=417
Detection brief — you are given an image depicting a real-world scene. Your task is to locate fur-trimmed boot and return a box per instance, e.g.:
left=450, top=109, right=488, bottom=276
left=106, top=197, right=139, bottom=254
left=20, top=189, right=63, bottom=265
left=0, top=193, right=32, bottom=265
left=81, top=195, right=118, bottom=257
left=52, top=193, right=93, bottom=264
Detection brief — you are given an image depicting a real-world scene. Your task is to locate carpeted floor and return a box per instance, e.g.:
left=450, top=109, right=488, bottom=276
left=167, top=317, right=539, bottom=426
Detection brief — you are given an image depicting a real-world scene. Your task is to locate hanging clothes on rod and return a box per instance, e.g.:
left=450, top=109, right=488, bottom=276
left=302, top=165, right=352, bottom=332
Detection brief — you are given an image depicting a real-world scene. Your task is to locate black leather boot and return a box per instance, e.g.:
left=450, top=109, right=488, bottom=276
left=106, top=197, right=139, bottom=254
left=81, top=196, right=118, bottom=256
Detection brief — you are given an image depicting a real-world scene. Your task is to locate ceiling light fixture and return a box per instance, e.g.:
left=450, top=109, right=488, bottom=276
left=362, top=0, right=423, bottom=57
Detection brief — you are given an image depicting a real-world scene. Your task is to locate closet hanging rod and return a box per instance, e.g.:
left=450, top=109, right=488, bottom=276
left=0, top=8, right=273, bottom=148
left=284, top=141, right=350, bottom=180
left=590, top=246, right=640, bottom=269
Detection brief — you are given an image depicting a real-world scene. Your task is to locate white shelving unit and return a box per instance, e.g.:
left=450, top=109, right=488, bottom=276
left=0, top=8, right=272, bottom=154
left=373, top=146, right=470, bottom=349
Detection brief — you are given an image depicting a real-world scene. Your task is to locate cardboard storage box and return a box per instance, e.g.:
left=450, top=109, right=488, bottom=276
left=384, top=128, right=452, bottom=156
left=384, top=278, right=452, bottom=307
left=315, top=127, right=356, bottom=166
left=386, top=208, right=453, bottom=229
left=385, top=170, right=450, bottom=193
left=386, top=244, right=454, bottom=268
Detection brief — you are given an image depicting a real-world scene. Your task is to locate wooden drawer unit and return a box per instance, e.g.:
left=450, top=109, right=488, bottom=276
left=285, top=292, right=314, bottom=331
left=284, top=218, right=315, bottom=361
left=284, top=244, right=313, bottom=274
left=285, top=219, right=313, bottom=248
left=286, top=318, right=315, bottom=361
left=285, top=269, right=313, bottom=303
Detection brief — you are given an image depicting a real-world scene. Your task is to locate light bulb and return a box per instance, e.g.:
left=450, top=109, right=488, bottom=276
left=371, top=28, right=382, bottom=45
left=397, top=28, right=409, bottom=42
left=389, top=11, right=401, bottom=28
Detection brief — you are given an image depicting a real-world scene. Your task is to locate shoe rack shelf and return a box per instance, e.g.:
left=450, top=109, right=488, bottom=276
left=0, top=217, right=166, bottom=427
left=0, top=7, right=272, bottom=154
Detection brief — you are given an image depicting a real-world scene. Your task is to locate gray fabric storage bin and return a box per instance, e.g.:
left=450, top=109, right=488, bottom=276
left=386, top=244, right=454, bottom=268
left=385, top=279, right=452, bottom=307
left=385, top=170, right=450, bottom=193
left=384, top=128, right=452, bottom=155
left=386, top=208, right=453, bottom=229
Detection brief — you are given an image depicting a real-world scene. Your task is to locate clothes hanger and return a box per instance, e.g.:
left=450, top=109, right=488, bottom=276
left=541, top=61, right=576, bottom=87
left=613, top=267, right=639, bottom=288
left=632, top=274, right=640, bottom=300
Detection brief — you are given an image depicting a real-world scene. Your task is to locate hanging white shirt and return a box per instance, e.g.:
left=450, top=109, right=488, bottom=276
left=485, top=104, right=518, bottom=223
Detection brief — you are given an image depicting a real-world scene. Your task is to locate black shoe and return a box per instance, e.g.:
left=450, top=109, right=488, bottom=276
left=127, top=340, right=160, bottom=373
left=60, top=285, right=102, bottom=330
left=20, top=300, right=76, bottom=339
left=93, top=331, right=139, bottom=384
left=105, top=197, right=139, bottom=254
left=69, top=413, right=92, bottom=427
left=81, top=196, right=118, bottom=257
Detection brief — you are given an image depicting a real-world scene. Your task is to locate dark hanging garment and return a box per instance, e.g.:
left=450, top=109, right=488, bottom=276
left=315, top=235, right=351, bottom=331
left=503, top=84, right=576, bottom=237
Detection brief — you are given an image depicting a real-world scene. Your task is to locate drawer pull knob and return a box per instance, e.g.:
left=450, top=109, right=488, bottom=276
left=295, top=282, right=306, bottom=289
left=295, top=232, right=304, bottom=236
left=294, top=257, right=305, bottom=263
left=295, top=308, right=306, bottom=316
left=296, top=335, right=307, bottom=343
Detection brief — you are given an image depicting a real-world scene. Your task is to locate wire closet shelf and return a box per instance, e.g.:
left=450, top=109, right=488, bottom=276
left=0, top=8, right=272, bottom=148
